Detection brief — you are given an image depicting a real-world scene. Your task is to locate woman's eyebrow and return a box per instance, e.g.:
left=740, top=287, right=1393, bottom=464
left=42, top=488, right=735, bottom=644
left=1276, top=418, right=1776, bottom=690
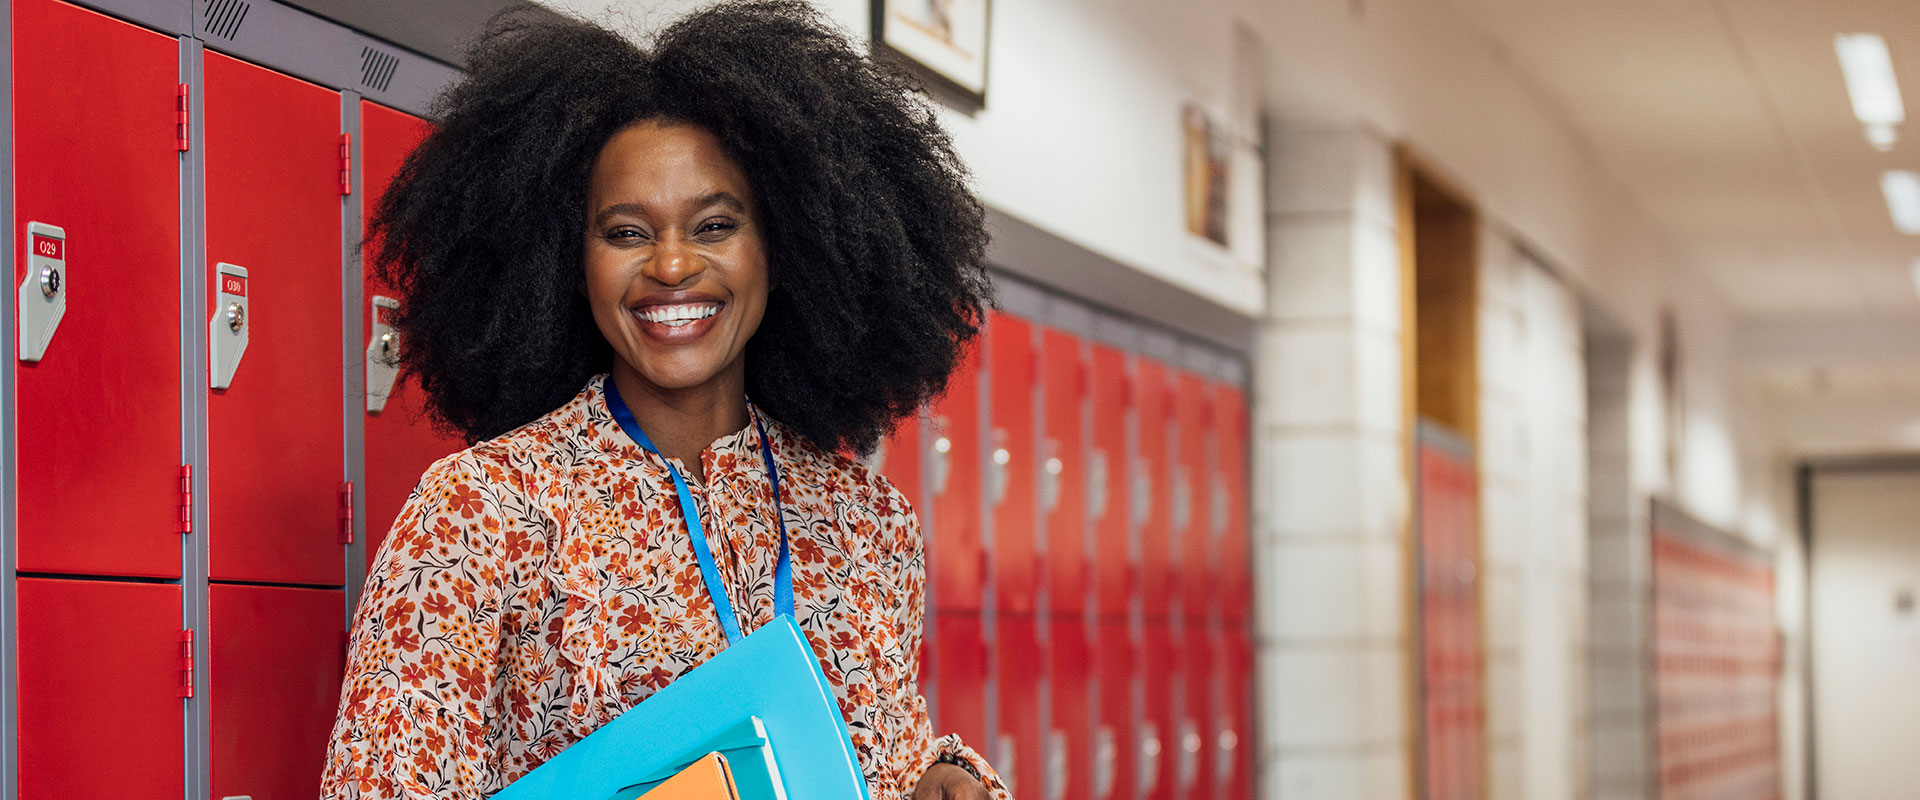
left=592, top=192, right=746, bottom=227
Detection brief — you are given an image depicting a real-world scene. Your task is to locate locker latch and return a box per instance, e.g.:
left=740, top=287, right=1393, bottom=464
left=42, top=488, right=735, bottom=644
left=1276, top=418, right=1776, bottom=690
left=1040, top=438, right=1063, bottom=513
left=1130, top=458, right=1153, bottom=526
left=988, top=430, right=1011, bottom=506
left=178, top=629, right=195, bottom=698
left=1044, top=728, right=1068, bottom=800
left=1093, top=725, right=1116, bottom=800
left=208, top=263, right=249, bottom=389
left=929, top=416, right=953, bottom=496
left=992, top=734, right=1017, bottom=798
left=1178, top=718, right=1201, bottom=790
left=17, top=222, right=67, bottom=362
left=366, top=295, right=401, bottom=412
left=339, top=481, right=355, bottom=545
left=1214, top=727, right=1238, bottom=785
left=1136, top=722, right=1161, bottom=795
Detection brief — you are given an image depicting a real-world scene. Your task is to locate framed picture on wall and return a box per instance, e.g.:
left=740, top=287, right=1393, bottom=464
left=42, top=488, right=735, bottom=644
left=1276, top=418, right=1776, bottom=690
left=872, top=0, right=991, bottom=105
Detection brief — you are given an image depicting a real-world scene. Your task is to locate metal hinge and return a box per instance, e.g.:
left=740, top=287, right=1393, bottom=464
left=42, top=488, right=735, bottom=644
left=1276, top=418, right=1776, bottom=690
left=338, top=133, right=352, bottom=195
left=175, top=84, right=190, bottom=152
left=178, top=629, right=195, bottom=698
left=339, top=481, right=355, bottom=544
left=178, top=465, right=193, bottom=534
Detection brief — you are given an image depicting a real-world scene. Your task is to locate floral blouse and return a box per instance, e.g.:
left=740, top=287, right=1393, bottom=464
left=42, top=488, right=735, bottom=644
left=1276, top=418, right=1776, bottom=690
left=321, top=375, right=1007, bottom=799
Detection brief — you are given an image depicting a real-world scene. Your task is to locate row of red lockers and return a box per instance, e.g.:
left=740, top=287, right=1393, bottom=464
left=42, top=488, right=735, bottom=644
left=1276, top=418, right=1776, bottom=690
left=875, top=301, right=1255, bottom=800
left=9, top=1, right=1257, bottom=799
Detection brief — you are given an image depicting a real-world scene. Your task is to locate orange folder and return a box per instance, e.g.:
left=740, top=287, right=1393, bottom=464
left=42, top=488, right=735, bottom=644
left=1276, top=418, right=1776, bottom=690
left=638, top=753, right=739, bottom=800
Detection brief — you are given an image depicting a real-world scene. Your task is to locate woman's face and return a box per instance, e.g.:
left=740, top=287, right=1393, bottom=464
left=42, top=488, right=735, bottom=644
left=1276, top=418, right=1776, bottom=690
left=584, top=120, right=769, bottom=397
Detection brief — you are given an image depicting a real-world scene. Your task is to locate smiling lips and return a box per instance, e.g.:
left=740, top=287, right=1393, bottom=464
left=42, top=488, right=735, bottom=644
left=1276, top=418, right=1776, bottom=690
left=631, top=301, right=724, bottom=343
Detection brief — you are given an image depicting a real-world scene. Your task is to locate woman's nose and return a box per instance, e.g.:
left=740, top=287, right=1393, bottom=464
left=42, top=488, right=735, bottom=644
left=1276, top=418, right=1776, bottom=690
left=647, top=235, right=704, bottom=287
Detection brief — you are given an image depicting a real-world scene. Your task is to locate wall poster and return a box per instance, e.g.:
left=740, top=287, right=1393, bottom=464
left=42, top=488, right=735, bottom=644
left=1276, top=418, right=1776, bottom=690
left=873, top=0, right=991, bottom=104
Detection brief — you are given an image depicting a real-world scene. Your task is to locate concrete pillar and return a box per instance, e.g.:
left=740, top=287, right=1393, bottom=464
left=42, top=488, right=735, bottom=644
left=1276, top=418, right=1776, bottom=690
left=1254, top=123, right=1411, bottom=800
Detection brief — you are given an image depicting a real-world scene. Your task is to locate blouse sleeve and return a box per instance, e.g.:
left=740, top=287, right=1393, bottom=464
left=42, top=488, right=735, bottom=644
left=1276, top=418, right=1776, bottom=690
left=873, top=482, right=1012, bottom=799
left=321, top=453, right=517, bottom=800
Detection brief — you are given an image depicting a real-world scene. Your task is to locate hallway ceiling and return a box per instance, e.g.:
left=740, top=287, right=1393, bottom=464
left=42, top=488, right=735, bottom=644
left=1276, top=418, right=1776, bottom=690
left=1440, top=0, right=1920, bottom=318
left=1439, top=0, right=1920, bottom=453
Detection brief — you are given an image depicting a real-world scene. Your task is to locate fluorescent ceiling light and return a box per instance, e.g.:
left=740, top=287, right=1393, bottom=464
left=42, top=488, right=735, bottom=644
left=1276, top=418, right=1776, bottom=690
left=1837, top=34, right=1905, bottom=150
left=1883, top=170, right=1920, bottom=234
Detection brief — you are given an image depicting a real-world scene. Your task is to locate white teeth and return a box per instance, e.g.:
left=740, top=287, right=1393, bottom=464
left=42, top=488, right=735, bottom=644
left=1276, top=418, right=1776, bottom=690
left=637, top=303, right=720, bottom=325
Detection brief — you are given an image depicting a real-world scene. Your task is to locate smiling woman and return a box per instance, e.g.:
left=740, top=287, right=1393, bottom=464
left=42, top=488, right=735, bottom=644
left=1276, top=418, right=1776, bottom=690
left=322, top=3, right=1001, bottom=799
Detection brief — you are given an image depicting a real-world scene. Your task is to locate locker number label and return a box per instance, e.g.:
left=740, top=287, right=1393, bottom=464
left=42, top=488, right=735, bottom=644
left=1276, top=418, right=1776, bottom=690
left=220, top=274, right=247, bottom=297
left=17, top=222, right=67, bottom=363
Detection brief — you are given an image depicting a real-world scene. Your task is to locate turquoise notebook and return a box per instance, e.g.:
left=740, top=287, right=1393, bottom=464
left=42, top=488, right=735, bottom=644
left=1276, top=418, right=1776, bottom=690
left=489, top=616, right=871, bottom=800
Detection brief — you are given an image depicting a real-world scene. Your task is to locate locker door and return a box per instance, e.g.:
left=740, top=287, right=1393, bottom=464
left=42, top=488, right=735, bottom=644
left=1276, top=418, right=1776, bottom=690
left=17, top=578, right=183, bottom=799
left=1180, top=626, right=1216, bottom=800
left=995, top=615, right=1045, bottom=799
left=1174, top=370, right=1210, bottom=623
left=13, top=0, right=182, bottom=578
left=1041, top=327, right=1088, bottom=615
left=988, top=312, right=1037, bottom=613
left=929, top=345, right=983, bottom=611
left=1090, top=344, right=1130, bottom=617
left=1215, top=384, right=1251, bottom=623
left=1138, top=621, right=1175, bottom=800
left=1218, top=627, right=1253, bottom=800
left=1134, top=359, right=1173, bottom=618
left=360, top=99, right=462, bottom=569
left=932, top=610, right=991, bottom=746
left=1095, top=618, right=1135, bottom=800
left=874, top=409, right=924, bottom=517
left=210, top=584, right=348, bottom=800
left=204, top=51, right=346, bottom=585
left=1048, top=614, right=1094, bottom=800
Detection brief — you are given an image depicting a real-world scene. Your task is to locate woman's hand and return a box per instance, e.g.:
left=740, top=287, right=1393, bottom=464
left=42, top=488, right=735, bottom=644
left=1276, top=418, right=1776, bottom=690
left=912, top=762, right=990, bottom=800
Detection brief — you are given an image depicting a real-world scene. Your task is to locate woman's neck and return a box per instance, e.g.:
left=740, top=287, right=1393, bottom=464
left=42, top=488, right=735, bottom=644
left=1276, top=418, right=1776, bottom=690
left=609, top=365, right=750, bottom=484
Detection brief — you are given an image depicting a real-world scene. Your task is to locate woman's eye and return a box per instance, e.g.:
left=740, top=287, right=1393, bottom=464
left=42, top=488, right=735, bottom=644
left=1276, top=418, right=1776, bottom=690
left=695, top=220, right=738, bottom=239
left=604, top=228, right=648, bottom=243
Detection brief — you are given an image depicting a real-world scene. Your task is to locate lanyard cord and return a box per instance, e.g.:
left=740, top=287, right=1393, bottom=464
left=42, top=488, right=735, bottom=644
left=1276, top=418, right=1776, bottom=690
left=603, top=379, right=795, bottom=646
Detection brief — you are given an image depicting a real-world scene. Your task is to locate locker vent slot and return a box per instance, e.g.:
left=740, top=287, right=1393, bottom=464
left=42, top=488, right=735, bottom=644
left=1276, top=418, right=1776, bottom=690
left=360, top=46, right=401, bottom=93
left=202, top=0, right=251, bottom=41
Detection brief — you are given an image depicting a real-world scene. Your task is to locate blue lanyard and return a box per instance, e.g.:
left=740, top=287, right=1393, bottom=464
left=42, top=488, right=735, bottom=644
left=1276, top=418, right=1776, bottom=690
left=603, top=379, right=794, bottom=646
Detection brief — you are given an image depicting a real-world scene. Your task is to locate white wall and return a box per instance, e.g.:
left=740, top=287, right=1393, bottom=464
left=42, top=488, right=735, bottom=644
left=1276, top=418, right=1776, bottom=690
left=535, top=0, right=1268, bottom=319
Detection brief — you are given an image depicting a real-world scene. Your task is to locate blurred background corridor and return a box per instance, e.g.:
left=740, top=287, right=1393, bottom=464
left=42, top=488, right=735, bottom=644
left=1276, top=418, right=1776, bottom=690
left=6, top=0, right=1918, bottom=798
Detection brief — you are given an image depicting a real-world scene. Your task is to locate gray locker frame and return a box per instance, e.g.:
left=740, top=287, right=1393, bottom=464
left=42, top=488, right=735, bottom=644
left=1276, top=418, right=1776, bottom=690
left=2, top=0, right=456, bottom=797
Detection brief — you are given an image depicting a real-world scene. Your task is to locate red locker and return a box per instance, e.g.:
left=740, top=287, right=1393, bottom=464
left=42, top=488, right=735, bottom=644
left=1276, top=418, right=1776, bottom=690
left=1048, top=615, right=1095, bottom=800
left=203, top=51, right=347, bottom=585
left=988, top=312, right=1038, bottom=613
left=1041, top=327, right=1088, bottom=615
left=1090, top=345, right=1130, bottom=617
left=932, top=609, right=991, bottom=747
left=1181, top=626, right=1217, bottom=800
left=1134, top=359, right=1173, bottom=618
left=1138, top=622, right=1176, bottom=800
left=360, top=99, right=462, bottom=569
left=874, top=409, right=924, bottom=517
left=1095, top=618, right=1135, bottom=800
left=17, top=578, right=183, bottom=799
left=210, top=584, right=349, bottom=800
left=1214, top=384, right=1251, bottom=623
left=929, top=345, right=983, bottom=611
left=995, top=615, right=1045, bottom=799
left=12, top=0, right=182, bottom=578
left=1174, top=370, right=1211, bottom=622
left=1218, top=626, right=1254, bottom=800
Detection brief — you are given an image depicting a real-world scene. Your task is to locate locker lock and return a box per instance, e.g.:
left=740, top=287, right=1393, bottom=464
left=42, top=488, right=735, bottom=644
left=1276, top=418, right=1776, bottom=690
left=1093, top=725, right=1117, bottom=800
left=992, top=733, right=1018, bottom=797
left=17, top=222, right=67, bottom=363
left=1178, top=719, right=1202, bottom=789
left=208, top=263, right=250, bottom=390
left=1136, top=724, right=1162, bottom=794
left=225, top=301, right=245, bottom=333
left=367, top=295, right=402, bottom=412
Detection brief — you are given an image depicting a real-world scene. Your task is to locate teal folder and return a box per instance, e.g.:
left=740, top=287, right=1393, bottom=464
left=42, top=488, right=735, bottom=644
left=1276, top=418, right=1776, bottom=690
left=489, top=616, right=871, bottom=800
